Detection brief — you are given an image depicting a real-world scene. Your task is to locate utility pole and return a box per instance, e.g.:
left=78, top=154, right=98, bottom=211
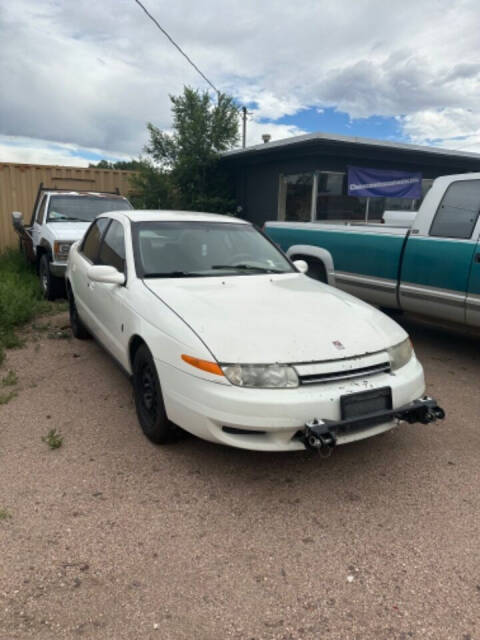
left=242, top=106, right=247, bottom=149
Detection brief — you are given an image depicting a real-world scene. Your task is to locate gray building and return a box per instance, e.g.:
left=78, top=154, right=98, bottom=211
left=221, top=132, right=480, bottom=226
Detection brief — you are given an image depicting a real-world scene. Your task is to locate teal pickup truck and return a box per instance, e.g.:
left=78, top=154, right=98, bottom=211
left=265, top=173, right=480, bottom=329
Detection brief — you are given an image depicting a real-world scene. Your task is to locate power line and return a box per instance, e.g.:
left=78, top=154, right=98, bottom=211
left=133, top=0, right=220, bottom=97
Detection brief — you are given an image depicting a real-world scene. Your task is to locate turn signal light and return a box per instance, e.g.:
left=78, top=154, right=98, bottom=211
left=181, top=354, right=224, bottom=376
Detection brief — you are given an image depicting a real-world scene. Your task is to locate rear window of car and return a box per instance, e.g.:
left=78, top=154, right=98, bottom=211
left=47, top=196, right=132, bottom=223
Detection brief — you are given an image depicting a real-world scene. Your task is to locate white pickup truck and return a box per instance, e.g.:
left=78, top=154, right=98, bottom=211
left=12, top=184, right=132, bottom=299
left=265, top=172, right=480, bottom=330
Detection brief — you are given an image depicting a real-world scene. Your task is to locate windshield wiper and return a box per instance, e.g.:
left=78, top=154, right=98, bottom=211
left=142, top=271, right=203, bottom=278
left=211, top=264, right=285, bottom=273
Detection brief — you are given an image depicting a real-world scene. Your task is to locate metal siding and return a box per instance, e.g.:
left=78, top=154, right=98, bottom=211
left=0, top=163, right=137, bottom=252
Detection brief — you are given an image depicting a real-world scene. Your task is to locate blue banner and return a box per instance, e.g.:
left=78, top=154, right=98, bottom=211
left=347, top=166, right=422, bottom=198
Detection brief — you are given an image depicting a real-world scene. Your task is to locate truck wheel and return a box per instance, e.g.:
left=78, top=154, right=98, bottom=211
left=132, top=345, right=177, bottom=444
left=39, top=254, right=63, bottom=300
left=68, top=291, right=90, bottom=340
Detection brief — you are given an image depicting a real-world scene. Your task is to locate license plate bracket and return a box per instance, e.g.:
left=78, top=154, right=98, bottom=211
left=341, top=386, right=392, bottom=422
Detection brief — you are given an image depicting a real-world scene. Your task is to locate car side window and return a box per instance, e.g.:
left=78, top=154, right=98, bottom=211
left=98, top=220, right=126, bottom=273
left=36, top=197, right=48, bottom=225
left=81, top=218, right=110, bottom=263
left=430, top=180, right=480, bottom=239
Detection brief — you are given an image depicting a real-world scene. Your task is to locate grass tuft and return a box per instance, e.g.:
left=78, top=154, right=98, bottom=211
left=42, top=429, right=63, bottom=450
left=1, top=370, right=17, bottom=386
left=0, top=250, right=67, bottom=360
left=0, top=390, right=17, bottom=405
left=0, top=508, right=11, bottom=520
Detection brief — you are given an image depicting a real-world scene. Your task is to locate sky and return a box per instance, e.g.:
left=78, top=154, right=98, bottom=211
left=1, top=0, right=480, bottom=167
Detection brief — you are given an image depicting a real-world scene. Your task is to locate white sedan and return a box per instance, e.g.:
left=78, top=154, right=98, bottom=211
left=65, top=210, right=444, bottom=453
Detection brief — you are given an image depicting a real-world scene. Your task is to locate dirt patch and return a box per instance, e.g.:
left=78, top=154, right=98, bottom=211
left=1, top=313, right=480, bottom=639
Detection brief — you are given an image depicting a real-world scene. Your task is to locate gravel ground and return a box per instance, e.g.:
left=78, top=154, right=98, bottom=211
left=0, top=312, right=479, bottom=640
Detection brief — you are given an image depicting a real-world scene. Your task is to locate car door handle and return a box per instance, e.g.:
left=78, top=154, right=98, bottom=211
left=475, top=253, right=480, bottom=264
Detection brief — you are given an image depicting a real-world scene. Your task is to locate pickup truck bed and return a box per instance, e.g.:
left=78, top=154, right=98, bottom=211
left=265, top=172, right=480, bottom=330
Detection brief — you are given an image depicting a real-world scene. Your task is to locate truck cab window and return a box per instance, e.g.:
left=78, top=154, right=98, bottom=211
left=430, top=180, right=480, bottom=239
left=98, top=220, right=126, bottom=273
left=81, top=218, right=110, bottom=263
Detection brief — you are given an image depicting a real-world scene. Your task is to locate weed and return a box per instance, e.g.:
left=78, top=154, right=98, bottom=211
left=1, top=370, right=17, bottom=386
left=0, top=250, right=67, bottom=356
left=1, top=331, right=24, bottom=349
left=42, top=429, right=63, bottom=450
left=0, top=508, right=11, bottom=520
left=0, top=390, right=17, bottom=405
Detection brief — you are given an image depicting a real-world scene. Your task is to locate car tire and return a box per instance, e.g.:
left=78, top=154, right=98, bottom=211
left=68, top=290, right=90, bottom=340
left=39, top=254, right=64, bottom=300
left=133, top=344, right=177, bottom=444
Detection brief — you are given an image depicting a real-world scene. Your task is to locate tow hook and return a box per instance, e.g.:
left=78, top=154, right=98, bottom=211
left=301, top=396, right=445, bottom=455
left=396, top=396, right=445, bottom=424
left=303, top=419, right=336, bottom=456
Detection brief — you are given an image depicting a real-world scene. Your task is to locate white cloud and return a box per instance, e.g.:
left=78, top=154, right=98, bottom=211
left=400, top=108, right=480, bottom=154
left=1, top=0, right=480, bottom=159
left=0, top=135, right=133, bottom=167
left=245, top=118, right=307, bottom=147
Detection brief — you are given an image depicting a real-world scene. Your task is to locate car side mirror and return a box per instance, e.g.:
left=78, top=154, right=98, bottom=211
left=293, top=259, right=308, bottom=274
left=87, top=265, right=125, bottom=285
left=11, top=211, right=24, bottom=231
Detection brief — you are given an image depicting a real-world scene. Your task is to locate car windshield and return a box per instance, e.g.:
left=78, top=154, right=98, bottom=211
left=132, top=221, right=294, bottom=278
left=47, top=195, right=132, bottom=222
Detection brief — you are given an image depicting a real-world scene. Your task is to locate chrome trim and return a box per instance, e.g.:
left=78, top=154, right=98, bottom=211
left=335, top=272, right=396, bottom=293
left=298, top=362, right=391, bottom=385
left=466, top=294, right=480, bottom=309
left=400, top=282, right=465, bottom=308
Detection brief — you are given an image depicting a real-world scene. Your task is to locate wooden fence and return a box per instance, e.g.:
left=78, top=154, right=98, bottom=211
left=0, top=162, right=137, bottom=252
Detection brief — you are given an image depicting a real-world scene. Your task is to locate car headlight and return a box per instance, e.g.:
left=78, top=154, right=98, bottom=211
left=221, top=363, right=299, bottom=388
left=53, top=241, right=74, bottom=261
left=388, top=338, right=413, bottom=371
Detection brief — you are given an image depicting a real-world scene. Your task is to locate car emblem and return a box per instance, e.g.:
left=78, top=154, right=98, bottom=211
left=333, top=340, right=345, bottom=350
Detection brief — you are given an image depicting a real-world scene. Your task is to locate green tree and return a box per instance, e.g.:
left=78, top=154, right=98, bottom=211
left=144, top=86, right=239, bottom=213
left=88, top=159, right=144, bottom=170
left=128, top=161, right=175, bottom=209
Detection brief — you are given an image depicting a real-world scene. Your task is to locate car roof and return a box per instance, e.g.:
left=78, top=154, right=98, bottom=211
left=98, top=210, right=249, bottom=224
left=45, top=191, right=128, bottom=198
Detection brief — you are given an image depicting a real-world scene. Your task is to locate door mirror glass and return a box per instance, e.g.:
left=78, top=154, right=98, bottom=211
left=293, top=259, right=308, bottom=274
left=87, top=265, right=125, bottom=285
left=11, top=211, right=24, bottom=231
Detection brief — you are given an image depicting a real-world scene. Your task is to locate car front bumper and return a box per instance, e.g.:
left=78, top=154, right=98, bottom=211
left=50, top=261, right=67, bottom=278
left=157, top=355, right=428, bottom=452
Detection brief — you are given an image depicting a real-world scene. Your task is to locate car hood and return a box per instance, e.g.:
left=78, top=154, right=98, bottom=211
left=47, top=222, right=91, bottom=242
left=144, top=274, right=407, bottom=364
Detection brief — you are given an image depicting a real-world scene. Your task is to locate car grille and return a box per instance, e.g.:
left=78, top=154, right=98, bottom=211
left=297, top=361, right=391, bottom=385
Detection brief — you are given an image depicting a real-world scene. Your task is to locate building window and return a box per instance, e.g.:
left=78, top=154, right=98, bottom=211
left=281, top=173, right=313, bottom=221
left=278, top=173, right=434, bottom=223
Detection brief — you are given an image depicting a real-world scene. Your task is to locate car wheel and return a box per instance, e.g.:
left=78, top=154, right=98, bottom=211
left=133, top=344, right=177, bottom=444
left=68, top=290, right=90, bottom=340
left=39, top=254, right=63, bottom=300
